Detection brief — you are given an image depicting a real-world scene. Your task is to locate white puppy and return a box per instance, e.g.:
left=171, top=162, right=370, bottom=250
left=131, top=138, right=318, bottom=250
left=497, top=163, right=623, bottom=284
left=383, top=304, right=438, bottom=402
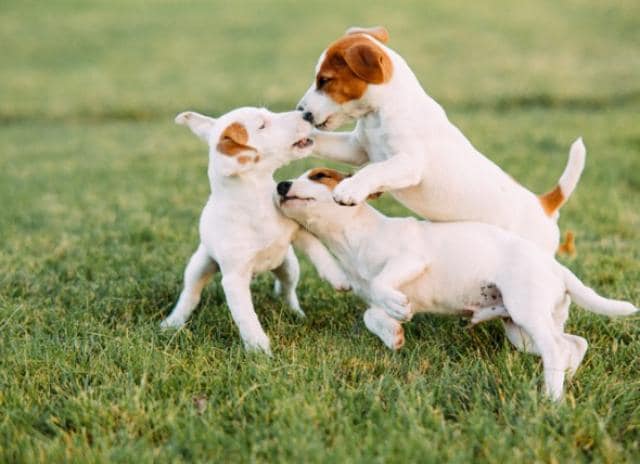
left=161, top=108, right=349, bottom=354
left=275, top=168, right=637, bottom=400
left=297, top=26, right=584, bottom=254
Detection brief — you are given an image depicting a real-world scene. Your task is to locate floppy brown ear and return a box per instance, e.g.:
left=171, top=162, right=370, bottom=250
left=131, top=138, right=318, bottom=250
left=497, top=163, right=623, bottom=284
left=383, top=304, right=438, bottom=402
left=216, top=122, right=256, bottom=156
left=346, top=26, right=389, bottom=44
left=344, top=42, right=393, bottom=84
left=367, top=191, right=383, bottom=201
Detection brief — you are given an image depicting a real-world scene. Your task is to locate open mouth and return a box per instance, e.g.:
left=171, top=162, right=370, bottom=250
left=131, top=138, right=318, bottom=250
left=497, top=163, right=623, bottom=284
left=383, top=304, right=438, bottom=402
left=292, top=138, right=314, bottom=149
left=280, top=195, right=315, bottom=205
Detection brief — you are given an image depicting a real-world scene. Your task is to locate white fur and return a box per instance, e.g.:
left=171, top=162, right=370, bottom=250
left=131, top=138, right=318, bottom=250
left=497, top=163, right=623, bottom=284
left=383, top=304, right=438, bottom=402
left=161, top=108, right=350, bottom=354
left=276, top=172, right=637, bottom=400
left=298, top=32, right=586, bottom=253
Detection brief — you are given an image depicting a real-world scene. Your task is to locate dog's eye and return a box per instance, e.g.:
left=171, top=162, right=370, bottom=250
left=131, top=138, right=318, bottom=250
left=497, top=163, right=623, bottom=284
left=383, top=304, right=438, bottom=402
left=309, top=172, right=327, bottom=180
left=316, top=76, right=332, bottom=89
left=258, top=121, right=266, bottom=130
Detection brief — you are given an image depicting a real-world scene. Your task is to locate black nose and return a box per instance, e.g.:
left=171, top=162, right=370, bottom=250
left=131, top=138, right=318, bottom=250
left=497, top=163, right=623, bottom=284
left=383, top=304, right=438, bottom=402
left=302, top=112, right=314, bottom=124
left=277, top=181, right=292, bottom=196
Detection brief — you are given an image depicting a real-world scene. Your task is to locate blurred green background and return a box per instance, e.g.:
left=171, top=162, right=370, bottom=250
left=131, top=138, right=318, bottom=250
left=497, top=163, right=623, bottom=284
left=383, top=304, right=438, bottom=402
left=1, top=1, right=639, bottom=462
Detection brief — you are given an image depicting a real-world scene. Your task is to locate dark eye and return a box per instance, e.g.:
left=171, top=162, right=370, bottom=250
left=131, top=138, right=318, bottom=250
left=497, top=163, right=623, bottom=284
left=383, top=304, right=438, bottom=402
left=316, top=76, right=332, bottom=89
left=258, top=121, right=266, bottom=130
left=309, top=172, right=328, bottom=180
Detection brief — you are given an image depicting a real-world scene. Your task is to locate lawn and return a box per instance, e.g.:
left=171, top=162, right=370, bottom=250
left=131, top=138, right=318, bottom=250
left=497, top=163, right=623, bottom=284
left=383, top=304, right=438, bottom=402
left=1, top=0, right=639, bottom=462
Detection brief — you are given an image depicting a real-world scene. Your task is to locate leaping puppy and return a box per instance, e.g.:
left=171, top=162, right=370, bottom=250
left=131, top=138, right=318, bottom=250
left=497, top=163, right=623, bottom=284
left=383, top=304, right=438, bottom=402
left=297, top=26, right=585, bottom=254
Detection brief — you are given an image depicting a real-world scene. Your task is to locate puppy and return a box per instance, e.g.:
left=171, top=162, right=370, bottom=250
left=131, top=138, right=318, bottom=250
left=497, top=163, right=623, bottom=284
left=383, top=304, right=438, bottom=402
left=161, top=108, right=349, bottom=354
left=275, top=168, right=637, bottom=400
left=297, top=26, right=585, bottom=254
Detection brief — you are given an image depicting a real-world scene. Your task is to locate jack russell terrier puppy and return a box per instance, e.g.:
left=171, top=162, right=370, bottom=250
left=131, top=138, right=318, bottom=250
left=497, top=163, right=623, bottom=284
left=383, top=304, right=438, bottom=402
left=161, top=108, right=350, bottom=354
left=297, top=26, right=585, bottom=254
left=275, top=168, right=637, bottom=400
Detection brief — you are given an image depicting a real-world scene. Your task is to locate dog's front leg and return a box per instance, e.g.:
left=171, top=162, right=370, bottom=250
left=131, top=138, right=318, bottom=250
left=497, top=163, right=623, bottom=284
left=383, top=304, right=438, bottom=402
left=371, top=257, right=429, bottom=321
left=312, top=129, right=368, bottom=165
left=363, top=307, right=405, bottom=350
left=333, top=152, right=422, bottom=206
left=220, top=270, right=271, bottom=355
left=293, top=229, right=351, bottom=291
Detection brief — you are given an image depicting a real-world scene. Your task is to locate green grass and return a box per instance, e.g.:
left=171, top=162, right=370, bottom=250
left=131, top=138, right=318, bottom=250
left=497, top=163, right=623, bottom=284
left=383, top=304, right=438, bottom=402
left=1, top=0, right=639, bottom=462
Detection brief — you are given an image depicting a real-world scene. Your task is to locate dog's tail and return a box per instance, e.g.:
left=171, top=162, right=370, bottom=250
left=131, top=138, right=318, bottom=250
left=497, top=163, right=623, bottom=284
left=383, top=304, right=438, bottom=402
left=539, top=137, right=586, bottom=217
left=561, top=265, right=637, bottom=317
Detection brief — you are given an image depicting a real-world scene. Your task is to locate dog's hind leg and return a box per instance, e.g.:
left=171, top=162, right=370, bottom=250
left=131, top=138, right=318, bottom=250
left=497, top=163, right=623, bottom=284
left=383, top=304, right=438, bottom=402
left=272, top=246, right=305, bottom=317
left=562, top=333, right=588, bottom=378
left=161, top=244, right=217, bottom=329
left=508, top=298, right=567, bottom=400
left=503, top=320, right=540, bottom=355
left=363, top=307, right=405, bottom=350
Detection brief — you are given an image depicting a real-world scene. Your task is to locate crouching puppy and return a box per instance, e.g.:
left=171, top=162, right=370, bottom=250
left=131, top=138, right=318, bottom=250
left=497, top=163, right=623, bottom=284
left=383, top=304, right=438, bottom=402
left=275, top=168, right=637, bottom=400
left=161, top=109, right=350, bottom=355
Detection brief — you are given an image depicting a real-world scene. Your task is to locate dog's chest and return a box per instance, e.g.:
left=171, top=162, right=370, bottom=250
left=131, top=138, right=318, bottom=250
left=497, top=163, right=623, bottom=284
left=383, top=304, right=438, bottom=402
left=358, top=115, right=392, bottom=162
left=252, top=227, right=293, bottom=272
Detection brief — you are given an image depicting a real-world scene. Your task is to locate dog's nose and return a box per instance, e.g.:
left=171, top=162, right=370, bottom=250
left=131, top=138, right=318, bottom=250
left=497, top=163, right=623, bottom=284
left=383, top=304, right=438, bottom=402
left=277, top=181, right=292, bottom=196
left=302, top=112, right=314, bottom=124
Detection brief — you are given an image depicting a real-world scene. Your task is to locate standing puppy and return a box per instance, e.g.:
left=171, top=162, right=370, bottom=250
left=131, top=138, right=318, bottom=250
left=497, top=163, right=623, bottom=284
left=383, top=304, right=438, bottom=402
left=275, top=169, right=637, bottom=400
left=161, top=108, right=349, bottom=354
left=298, top=26, right=584, bottom=254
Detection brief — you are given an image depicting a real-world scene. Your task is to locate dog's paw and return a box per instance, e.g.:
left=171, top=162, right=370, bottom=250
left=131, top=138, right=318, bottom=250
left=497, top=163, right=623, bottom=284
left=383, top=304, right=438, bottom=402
left=243, top=332, right=272, bottom=356
left=160, top=317, right=184, bottom=330
left=389, top=324, right=405, bottom=350
left=375, top=288, right=412, bottom=321
left=287, top=293, right=306, bottom=318
left=325, top=272, right=352, bottom=292
left=333, top=279, right=352, bottom=292
left=332, top=178, right=369, bottom=206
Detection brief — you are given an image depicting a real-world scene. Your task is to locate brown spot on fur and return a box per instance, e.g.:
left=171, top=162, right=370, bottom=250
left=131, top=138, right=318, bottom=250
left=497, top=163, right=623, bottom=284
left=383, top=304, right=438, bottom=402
left=539, top=185, right=564, bottom=216
left=346, top=26, right=389, bottom=44
left=216, top=122, right=256, bottom=156
left=557, top=230, right=576, bottom=256
left=316, top=35, right=393, bottom=104
left=307, top=168, right=348, bottom=190
left=308, top=167, right=382, bottom=201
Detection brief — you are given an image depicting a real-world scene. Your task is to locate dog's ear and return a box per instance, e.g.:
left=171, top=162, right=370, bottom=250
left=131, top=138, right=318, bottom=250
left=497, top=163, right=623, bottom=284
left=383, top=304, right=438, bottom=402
left=216, top=122, right=257, bottom=157
left=345, top=26, right=389, bottom=44
left=344, top=41, right=393, bottom=84
left=215, top=122, right=258, bottom=177
left=175, top=111, right=217, bottom=142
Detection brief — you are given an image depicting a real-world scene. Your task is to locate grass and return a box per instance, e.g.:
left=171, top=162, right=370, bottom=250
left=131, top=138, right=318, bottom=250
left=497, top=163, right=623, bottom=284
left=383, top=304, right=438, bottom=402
left=1, top=0, right=639, bottom=462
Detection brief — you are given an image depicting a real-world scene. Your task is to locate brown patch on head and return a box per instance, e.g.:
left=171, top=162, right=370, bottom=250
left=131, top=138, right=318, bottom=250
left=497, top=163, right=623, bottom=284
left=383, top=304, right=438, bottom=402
left=346, top=26, right=389, bottom=44
left=216, top=122, right=256, bottom=156
left=315, top=35, right=393, bottom=104
left=539, top=185, right=565, bottom=216
left=307, top=168, right=349, bottom=190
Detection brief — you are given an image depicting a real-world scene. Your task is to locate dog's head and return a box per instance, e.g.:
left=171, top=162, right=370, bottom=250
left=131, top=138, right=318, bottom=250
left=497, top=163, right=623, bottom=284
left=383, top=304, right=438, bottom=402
left=297, top=26, right=393, bottom=131
left=275, top=168, right=380, bottom=228
left=175, top=107, right=314, bottom=177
